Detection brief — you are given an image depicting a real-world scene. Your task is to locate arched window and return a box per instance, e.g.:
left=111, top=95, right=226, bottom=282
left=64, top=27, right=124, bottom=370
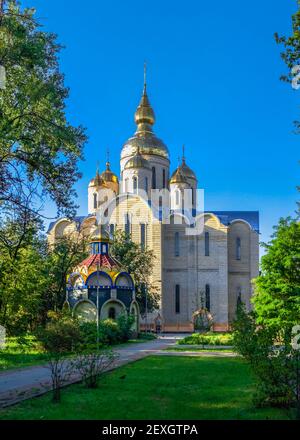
left=133, top=176, right=138, bottom=194
left=145, top=177, right=148, bottom=193
left=205, top=232, right=210, bottom=256
left=125, top=178, right=129, bottom=193
left=162, top=169, right=166, bottom=188
left=93, top=193, right=97, bottom=209
left=205, top=284, right=210, bottom=311
left=152, top=166, right=156, bottom=189
left=175, top=189, right=180, bottom=206
left=236, top=237, right=241, bottom=260
left=108, top=307, right=116, bottom=320
left=175, top=284, right=180, bottom=314
left=175, top=231, right=180, bottom=257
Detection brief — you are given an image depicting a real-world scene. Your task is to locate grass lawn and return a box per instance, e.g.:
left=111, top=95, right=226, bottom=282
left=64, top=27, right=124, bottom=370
left=0, top=336, right=48, bottom=371
left=0, top=356, right=292, bottom=420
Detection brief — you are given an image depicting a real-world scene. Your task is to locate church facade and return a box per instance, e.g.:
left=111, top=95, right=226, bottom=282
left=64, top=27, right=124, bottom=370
left=48, top=79, right=259, bottom=332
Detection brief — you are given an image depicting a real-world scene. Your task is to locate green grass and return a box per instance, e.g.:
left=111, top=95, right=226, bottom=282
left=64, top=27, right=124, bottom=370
left=178, top=332, right=233, bottom=346
left=0, top=336, right=48, bottom=371
left=0, top=356, right=292, bottom=420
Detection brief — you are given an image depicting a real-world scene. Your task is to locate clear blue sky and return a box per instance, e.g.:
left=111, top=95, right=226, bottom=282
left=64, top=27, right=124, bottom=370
left=23, top=0, right=299, bottom=249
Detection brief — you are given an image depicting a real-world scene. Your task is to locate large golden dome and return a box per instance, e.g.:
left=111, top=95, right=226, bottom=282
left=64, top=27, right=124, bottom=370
left=121, top=84, right=169, bottom=161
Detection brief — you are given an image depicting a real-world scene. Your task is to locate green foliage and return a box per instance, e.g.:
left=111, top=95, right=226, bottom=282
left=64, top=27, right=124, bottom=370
left=0, top=0, right=87, bottom=217
left=116, top=314, right=134, bottom=342
left=253, top=218, right=300, bottom=330
left=0, top=335, right=48, bottom=371
left=233, top=304, right=300, bottom=409
left=111, top=230, right=159, bottom=313
left=38, top=311, right=82, bottom=354
left=178, top=332, right=233, bottom=346
left=275, top=1, right=300, bottom=135
left=79, top=315, right=135, bottom=347
left=138, top=332, right=157, bottom=341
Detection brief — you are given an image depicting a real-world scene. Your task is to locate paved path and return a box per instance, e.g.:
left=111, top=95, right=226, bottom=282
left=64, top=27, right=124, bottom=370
left=0, top=334, right=182, bottom=408
left=0, top=335, right=236, bottom=408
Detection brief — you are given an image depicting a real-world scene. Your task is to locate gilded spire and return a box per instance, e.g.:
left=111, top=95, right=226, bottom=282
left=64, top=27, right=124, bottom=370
left=134, top=64, right=155, bottom=130
left=182, top=144, right=186, bottom=164
left=143, top=61, right=147, bottom=94
left=106, top=147, right=110, bottom=170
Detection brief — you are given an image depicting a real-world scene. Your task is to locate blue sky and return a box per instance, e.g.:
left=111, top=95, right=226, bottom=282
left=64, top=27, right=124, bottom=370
left=23, top=0, right=299, bottom=250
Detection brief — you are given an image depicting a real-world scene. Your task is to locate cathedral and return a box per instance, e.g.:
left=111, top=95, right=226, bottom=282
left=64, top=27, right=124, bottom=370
left=48, top=76, right=259, bottom=332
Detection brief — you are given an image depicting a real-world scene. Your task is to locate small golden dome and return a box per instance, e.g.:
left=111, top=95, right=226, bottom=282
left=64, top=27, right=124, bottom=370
left=169, top=167, right=188, bottom=184
left=124, top=147, right=151, bottom=170
left=181, top=158, right=197, bottom=181
left=101, top=161, right=119, bottom=184
left=134, top=87, right=155, bottom=126
left=89, top=170, right=105, bottom=187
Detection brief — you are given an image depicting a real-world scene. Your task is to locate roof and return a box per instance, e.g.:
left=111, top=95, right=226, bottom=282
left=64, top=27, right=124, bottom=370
left=48, top=211, right=259, bottom=235
left=47, top=216, right=88, bottom=233
left=79, top=254, right=119, bottom=270
left=209, top=211, right=259, bottom=233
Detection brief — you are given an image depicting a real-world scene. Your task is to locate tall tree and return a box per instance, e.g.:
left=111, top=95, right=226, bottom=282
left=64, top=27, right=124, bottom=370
left=0, top=0, right=87, bottom=218
left=253, top=217, right=300, bottom=330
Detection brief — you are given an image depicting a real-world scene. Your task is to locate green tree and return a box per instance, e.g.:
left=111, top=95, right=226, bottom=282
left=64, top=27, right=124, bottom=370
left=110, top=230, right=159, bottom=313
left=253, top=217, right=300, bottom=330
left=0, top=0, right=86, bottom=217
left=44, top=232, right=89, bottom=314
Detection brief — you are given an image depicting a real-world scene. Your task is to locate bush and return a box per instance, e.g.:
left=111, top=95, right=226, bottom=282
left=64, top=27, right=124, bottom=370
left=71, top=347, right=118, bottom=389
left=79, top=315, right=135, bottom=347
left=138, top=332, right=157, bottom=340
left=178, top=332, right=233, bottom=346
left=233, top=304, right=300, bottom=410
left=37, top=311, right=82, bottom=403
left=116, top=314, right=134, bottom=342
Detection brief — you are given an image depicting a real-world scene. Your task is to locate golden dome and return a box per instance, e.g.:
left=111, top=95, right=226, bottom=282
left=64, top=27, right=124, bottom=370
left=169, top=167, right=188, bottom=184
left=89, top=170, right=105, bottom=187
left=181, top=158, right=197, bottom=181
left=101, top=161, right=119, bottom=184
left=124, top=147, right=151, bottom=170
left=121, top=78, right=169, bottom=161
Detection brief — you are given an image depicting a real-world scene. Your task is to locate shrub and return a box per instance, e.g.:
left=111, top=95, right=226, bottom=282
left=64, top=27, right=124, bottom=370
left=116, top=314, right=134, bottom=342
left=233, top=304, right=300, bottom=411
left=71, top=347, right=118, bottom=389
left=37, top=311, right=82, bottom=403
left=178, top=332, right=233, bottom=346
